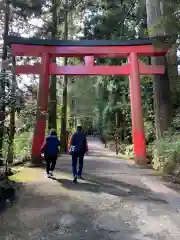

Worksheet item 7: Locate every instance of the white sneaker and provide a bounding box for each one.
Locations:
[49,171,53,176]
[47,174,51,178]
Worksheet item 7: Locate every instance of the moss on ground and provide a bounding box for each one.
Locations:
[9,167,45,182]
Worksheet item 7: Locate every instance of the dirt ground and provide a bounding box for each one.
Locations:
[1,138,180,240]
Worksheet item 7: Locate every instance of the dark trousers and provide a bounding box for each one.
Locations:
[72,152,84,177]
[45,154,57,174]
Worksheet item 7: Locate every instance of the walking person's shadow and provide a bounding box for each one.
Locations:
[54,177,100,193]
[53,174,168,204]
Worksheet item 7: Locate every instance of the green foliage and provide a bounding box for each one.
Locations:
[124,144,134,158]
[17,102,36,130]
[151,111,180,173]
[172,108,180,130]
[3,130,32,159]
[12,0,45,18]
[152,133,180,173]
[68,76,97,129]
[144,121,155,143]
[14,131,33,157]
[81,0,154,144]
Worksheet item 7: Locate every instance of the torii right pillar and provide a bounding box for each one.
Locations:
[128,52,147,164]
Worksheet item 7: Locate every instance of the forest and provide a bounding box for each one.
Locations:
[0,0,180,175]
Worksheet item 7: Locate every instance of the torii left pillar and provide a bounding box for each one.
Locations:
[31,52,50,164]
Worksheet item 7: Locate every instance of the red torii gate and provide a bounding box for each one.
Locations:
[7,36,167,164]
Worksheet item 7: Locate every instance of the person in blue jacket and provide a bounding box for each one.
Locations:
[41,130,61,178]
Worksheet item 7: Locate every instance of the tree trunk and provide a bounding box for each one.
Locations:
[48,0,57,131]
[151,56,171,138]
[7,56,16,164]
[146,0,172,139]
[0,0,10,156]
[60,0,68,152]
[60,72,68,152]
[167,43,179,109]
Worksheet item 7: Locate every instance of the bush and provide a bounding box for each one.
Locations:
[106,140,115,151]
[144,121,155,144]
[152,133,180,173]
[118,143,126,154]
[124,144,134,158]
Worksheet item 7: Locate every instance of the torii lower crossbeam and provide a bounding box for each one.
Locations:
[7,36,168,164]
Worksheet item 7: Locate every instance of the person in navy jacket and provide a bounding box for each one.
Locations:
[41,130,61,178]
[69,126,88,183]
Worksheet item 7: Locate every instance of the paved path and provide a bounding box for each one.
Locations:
[1,138,180,239]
